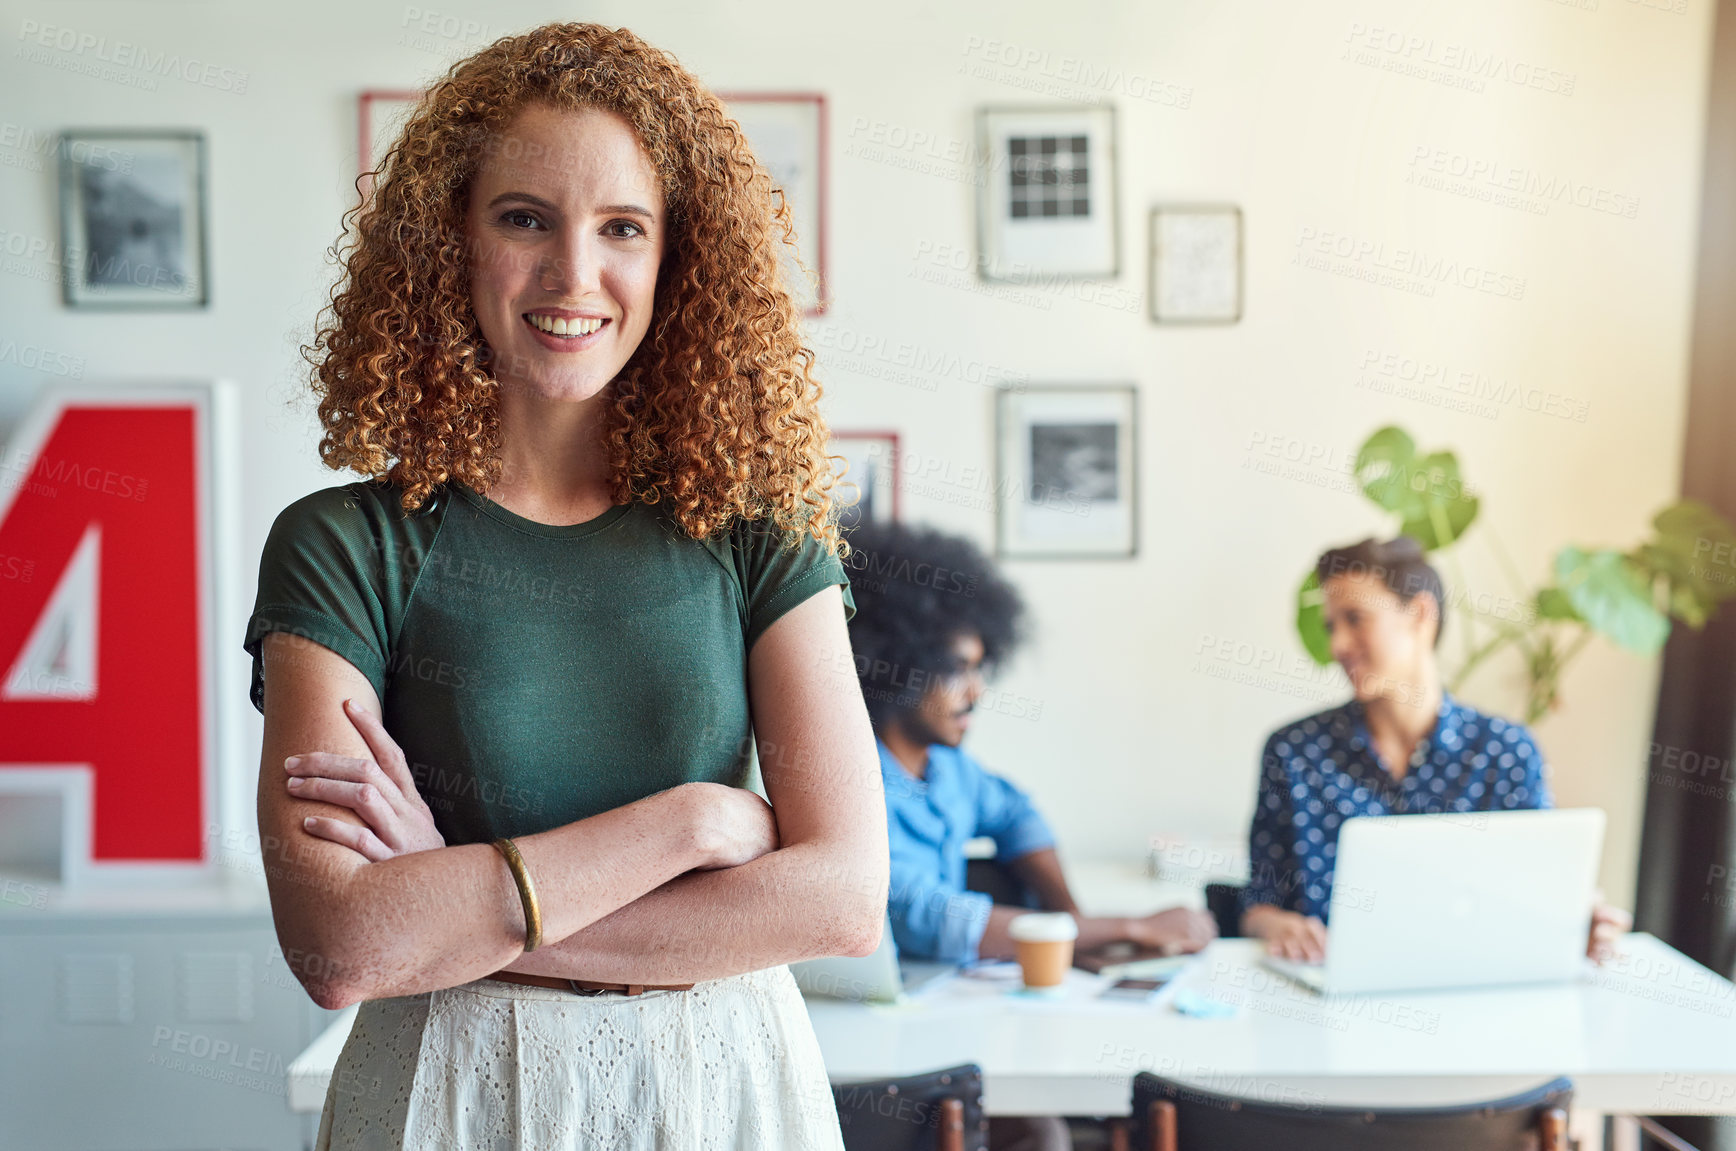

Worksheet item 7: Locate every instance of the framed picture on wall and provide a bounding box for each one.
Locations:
[829,430,899,528]
[59,130,208,309]
[1149,204,1242,323]
[718,92,829,315]
[975,105,1118,283]
[358,89,425,198]
[995,385,1137,558]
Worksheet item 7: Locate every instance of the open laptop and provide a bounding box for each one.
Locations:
[1262,808,1605,995]
[789,913,956,1003]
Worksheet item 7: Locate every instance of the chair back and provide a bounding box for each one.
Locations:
[965,857,1038,908]
[1203,882,1245,938]
[1131,1072,1573,1151]
[833,1064,986,1151]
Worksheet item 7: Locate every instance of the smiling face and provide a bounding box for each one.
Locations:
[1322,571,1439,703]
[464,101,665,402]
[894,631,988,749]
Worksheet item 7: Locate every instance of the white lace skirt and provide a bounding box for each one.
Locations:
[314,963,846,1150]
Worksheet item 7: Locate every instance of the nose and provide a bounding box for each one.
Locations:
[538,226,602,297]
[1328,626,1356,665]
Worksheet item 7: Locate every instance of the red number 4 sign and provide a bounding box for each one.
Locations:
[0,384,227,870]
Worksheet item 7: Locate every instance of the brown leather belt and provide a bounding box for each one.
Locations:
[486,970,695,997]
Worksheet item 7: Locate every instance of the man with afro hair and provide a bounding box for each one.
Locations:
[842,521,1215,1151]
[841,520,1216,966]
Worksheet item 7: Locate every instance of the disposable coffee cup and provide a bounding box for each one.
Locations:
[1008,912,1078,989]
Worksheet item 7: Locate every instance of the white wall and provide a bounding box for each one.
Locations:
[0,0,1714,908]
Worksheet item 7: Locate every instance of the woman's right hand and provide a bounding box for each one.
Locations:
[683,782,780,870]
[1246,906,1328,963]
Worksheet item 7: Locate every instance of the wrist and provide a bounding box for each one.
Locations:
[666,782,721,870]
[1075,915,1131,951]
[1241,904,1278,938]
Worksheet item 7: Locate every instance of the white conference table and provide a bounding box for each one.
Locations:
[808,934,1736,1118]
[286,861,1736,1145]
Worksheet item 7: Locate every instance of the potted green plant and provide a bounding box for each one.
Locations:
[1295,426,1736,723]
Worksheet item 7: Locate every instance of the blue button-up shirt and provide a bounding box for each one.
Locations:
[881,739,1057,964]
[1243,692,1552,923]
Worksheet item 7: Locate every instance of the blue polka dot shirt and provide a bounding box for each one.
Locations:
[1243,691,1552,923]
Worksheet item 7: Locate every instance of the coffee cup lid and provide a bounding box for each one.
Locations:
[1007,912,1079,942]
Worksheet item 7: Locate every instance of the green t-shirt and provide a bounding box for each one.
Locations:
[244,478,855,846]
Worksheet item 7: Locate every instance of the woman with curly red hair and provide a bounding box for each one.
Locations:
[243,23,886,1149]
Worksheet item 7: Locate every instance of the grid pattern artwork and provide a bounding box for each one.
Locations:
[1008,134,1091,219]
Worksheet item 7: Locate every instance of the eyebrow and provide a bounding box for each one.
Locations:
[485,191,656,221]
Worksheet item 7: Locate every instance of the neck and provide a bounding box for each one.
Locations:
[490,385,614,512]
[878,720,933,780]
[1361,667,1444,748]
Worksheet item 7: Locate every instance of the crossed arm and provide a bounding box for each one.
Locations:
[256,585,888,1007]
[502,588,890,985]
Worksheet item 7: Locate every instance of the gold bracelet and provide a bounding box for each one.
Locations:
[490,837,542,953]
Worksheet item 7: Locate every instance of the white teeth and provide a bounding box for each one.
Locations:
[527,314,604,337]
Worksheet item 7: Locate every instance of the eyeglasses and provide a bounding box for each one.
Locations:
[937,663,987,691]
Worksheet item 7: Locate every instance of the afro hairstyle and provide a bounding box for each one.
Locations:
[841,520,1026,731]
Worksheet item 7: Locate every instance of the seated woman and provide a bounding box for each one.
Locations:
[1240,535,1628,962]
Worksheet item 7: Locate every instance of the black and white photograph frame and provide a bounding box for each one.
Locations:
[976,104,1118,283]
[719,92,829,316]
[1149,204,1243,323]
[829,430,900,529]
[59,130,208,309]
[995,385,1137,559]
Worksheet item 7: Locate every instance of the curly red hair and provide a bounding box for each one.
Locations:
[303,22,843,552]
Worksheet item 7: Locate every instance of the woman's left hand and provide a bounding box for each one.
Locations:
[1587,895,1630,964]
[285,698,445,861]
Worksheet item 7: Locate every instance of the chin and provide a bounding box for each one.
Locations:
[498,366,616,404]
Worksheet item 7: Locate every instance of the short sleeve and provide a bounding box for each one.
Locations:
[242,487,393,715]
[733,517,856,650]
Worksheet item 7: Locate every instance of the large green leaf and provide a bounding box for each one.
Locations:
[1554,547,1670,654]
[1352,431,1479,550]
[1395,451,1480,549]
[1296,569,1332,665]
[1354,427,1421,516]
[1640,500,1736,612]
[1653,500,1736,560]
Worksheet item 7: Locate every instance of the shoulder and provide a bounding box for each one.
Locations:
[940,744,1027,802]
[1261,700,1359,762]
[268,479,417,538]
[256,479,448,619]
[727,509,841,565]
[933,742,988,781]
[1444,694,1544,764]
[266,479,441,553]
